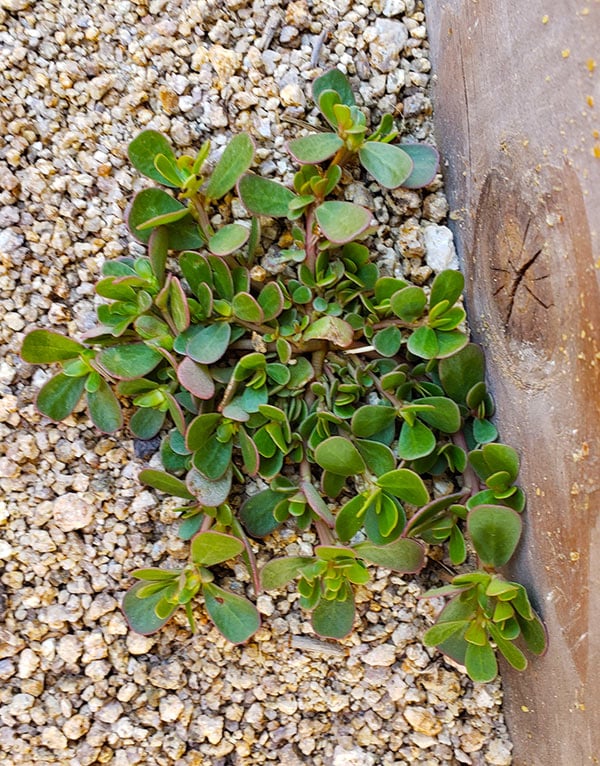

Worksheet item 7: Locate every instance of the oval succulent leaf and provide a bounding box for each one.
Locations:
[314,201,372,244]
[128,130,179,186]
[238,174,298,217]
[208,223,249,256]
[128,188,188,243]
[396,143,439,188]
[177,357,215,400]
[139,469,195,499]
[205,133,254,200]
[261,556,314,590]
[314,436,366,477]
[467,504,523,567]
[122,581,178,635]
[311,589,355,639]
[186,466,232,507]
[358,142,413,188]
[375,469,429,505]
[351,405,396,438]
[36,373,86,421]
[354,537,425,573]
[203,582,260,644]
[97,343,163,379]
[313,68,356,108]
[190,531,244,567]
[22,330,85,363]
[87,377,123,433]
[288,133,343,164]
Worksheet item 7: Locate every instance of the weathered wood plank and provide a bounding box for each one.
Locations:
[424,1,600,763]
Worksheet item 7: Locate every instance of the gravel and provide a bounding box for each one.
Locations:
[0,0,514,763]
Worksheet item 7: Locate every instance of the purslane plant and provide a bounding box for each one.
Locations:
[21,70,546,683]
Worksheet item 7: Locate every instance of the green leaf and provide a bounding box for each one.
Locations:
[128,188,187,238]
[351,405,396,438]
[467,505,523,567]
[358,142,413,188]
[373,326,402,356]
[314,201,372,244]
[238,426,259,476]
[136,205,190,231]
[407,325,439,359]
[448,525,467,565]
[258,282,284,321]
[190,531,244,567]
[335,494,370,542]
[390,286,427,322]
[193,434,233,480]
[132,568,182,582]
[203,582,260,643]
[186,412,221,451]
[177,357,215,400]
[375,469,429,505]
[139,469,195,499]
[430,269,464,309]
[435,329,469,358]
[488,624,528,671]
[208,223,249,256]
[261,556,314,590]
[232,292,264,323]
[122,581,177,635]
[205,133,254,200]
[314,436,366,476]
[36,372,85,421]
[317,90,342,128]
[516,612,547,656]
[238,174,297,217]
[97,343,162,379]
[130,406,165,439]
[397,420,436,460]
[423,620,470,646]
[438,343,485,403]
[87,377,123,433]
[397,143,439,188]
[128,130,178,186]
[415,396,461,433]
[303,315,355,348]
[313,68,355,108]
[186,466,232,507]
[465,641,498,683]
[186,323,232,365]
[239,489,283,537]
[22,330,85,363]
[311,588,355,639]
[354,537,425,573]
[355,440,396,477]
[154,152,185,187]
[148,226,169,286]
[288,133,343,164]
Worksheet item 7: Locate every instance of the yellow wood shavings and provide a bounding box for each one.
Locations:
[562,49,571,58]
[587,58,597,72]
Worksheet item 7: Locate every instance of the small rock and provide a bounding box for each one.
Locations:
[190,713,224,745]
[18,648,40,679]
[485,739,513,765]
[363,644,396,667]
[333,745,375,766]
[159,695,184,723]
[366,19,409,73]
[63,714,91,740]
[424,224,459,271]
[404,706,443,736]
[41,725,68,750]
[53,493,94,531]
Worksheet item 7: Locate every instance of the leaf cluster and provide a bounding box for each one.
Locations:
[21,69,545,678]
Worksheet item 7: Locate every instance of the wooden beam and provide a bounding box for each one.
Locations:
[424,1,600,763]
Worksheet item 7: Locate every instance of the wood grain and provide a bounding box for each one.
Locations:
[424,1,600,762]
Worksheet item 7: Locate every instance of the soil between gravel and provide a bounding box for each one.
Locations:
[0,1,514,764]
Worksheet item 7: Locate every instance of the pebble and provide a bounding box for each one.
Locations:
[363,643,397,666]
[52,493,94,531]
[424,223,460,271]
[2,0,513,764]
